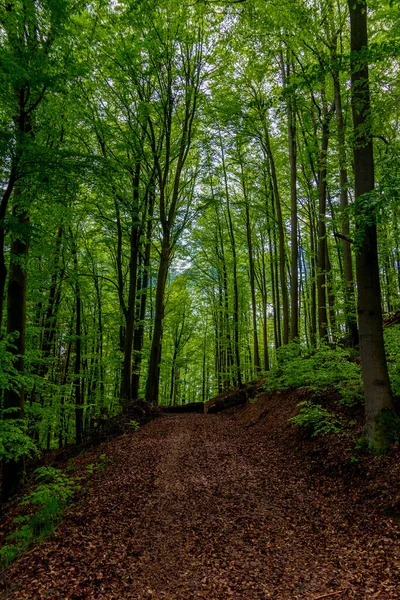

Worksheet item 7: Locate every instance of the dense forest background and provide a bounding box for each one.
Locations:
[1,0,400,498]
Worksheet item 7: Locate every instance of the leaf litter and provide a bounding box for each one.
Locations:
[0,392,399,599]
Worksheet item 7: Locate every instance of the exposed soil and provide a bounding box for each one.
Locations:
[1,393,400,599]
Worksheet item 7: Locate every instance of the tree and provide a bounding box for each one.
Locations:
[348,0,399,450]
[145,9,204,406]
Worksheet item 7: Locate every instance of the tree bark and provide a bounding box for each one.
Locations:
[261,118,289,345]
[145,240,170,404]
[72,236,83,445]
[0,168,17,330]
[284,54,299,342]
[333,62,358,344]
[240,160,260,372]
[317,87,333,341]
[348,0,397,450]
[1,204,29,501]
[132,187,155,400]
[221,141,242,387]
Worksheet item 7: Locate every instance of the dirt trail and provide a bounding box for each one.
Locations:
[1,411,399,599]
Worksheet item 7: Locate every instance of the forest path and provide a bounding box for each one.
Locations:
[1,412,399,599]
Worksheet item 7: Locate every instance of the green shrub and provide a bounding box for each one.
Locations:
[0,415,39,464]
[0,467,78,567]
[265,343,362,405]
[289,401,343,438]
[384,325,400,397]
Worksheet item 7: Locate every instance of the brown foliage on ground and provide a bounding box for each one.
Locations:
[0,390,399,599]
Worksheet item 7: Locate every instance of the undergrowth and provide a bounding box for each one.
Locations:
[262,343,362,439]
[384,325,400,398]
[0,412,38,464]
[289,401,343,438]
[0,467,78,567]
[264,343,363,406]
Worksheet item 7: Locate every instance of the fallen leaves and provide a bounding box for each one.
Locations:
[0,401,399,599]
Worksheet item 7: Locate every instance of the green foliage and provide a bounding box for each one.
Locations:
[0,417,38,463]
[129,420,140,431]
[289,401,343,438]
[86,453,111,478]
[264,343,363,405]
[0,467,78,567]
[0,334,21,390]
[96,453,110,475]
[373,408,400,452]
[384,325,400,397]
[21,466,77,510]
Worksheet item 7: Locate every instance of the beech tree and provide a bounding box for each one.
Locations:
[348,0,398,450]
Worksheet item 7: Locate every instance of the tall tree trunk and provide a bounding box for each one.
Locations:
[348,0,397,450]
[169,347,178,405]
[317,87,332,341]
[266,193,281,351]
[240,161,260,372]
[261,119,289,344]
[264,165,282,351]
[202,330,207,402]
[309,200,318,346]
[145,239,170,405]
[121,165,141,411]
[221,145,242,388]
[93,272,105,409]
[72,237,83,445]
[132,188,155,400]
[256,233,270,372]
[325,240,337,337]
[285,57,299,341]
[121,220,140,411]
[40,227,64,374]
[333,53,358,345]
[59,335,72,449]
[0,169,17,331]
[1,204,29,502]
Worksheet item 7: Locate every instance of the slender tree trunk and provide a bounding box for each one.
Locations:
[266,196,281,351]
[202,331,207,402]
[325,240,337,337]
[59,336,72,448]
[40,227,64,374]
[287,63,298,341]
[308,200,318,346]
[121,165,141,411]
[0,168,17,331]
[333,55,358,345]
[93,273,105,408]
[258,238,270,371]
[169,347,178,405]
[261,119,289,344]
[121,221,140,411]
[317,89,332,341]
[145,239,170,405]
[72,238,83,445]
[132,189,155,400]
[221,141,242,387]
[217,278,225,390]
[348,0,397,450]
[240,162,260,372]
